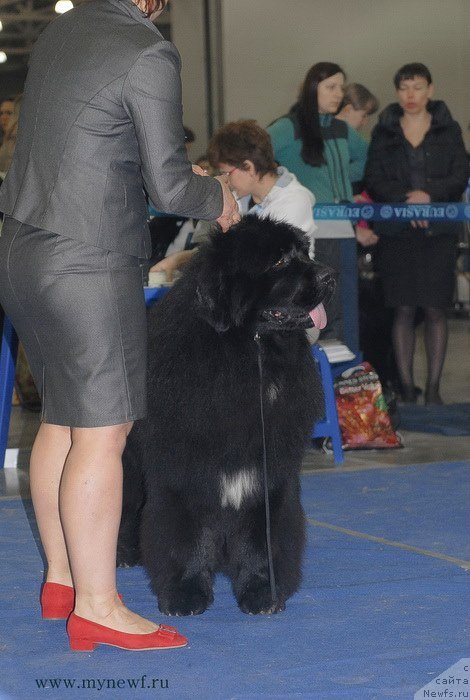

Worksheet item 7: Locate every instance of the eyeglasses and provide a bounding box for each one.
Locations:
[219,166,238,177]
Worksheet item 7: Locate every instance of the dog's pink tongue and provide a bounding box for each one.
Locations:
[309,303,327,330]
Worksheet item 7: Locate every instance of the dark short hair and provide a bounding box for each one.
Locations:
[207,120,277,177]
[394,63,432,89]
[340,83,379,115]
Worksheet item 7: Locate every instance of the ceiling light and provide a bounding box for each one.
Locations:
[0,51,7,64]
[0,20,3,31]
[55,0,73,13]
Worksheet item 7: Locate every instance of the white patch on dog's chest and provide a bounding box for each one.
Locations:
[220,470,259,509]
[267,381,280,402]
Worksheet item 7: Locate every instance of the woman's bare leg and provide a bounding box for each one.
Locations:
[59,423,158,633]
[29,422,73,586]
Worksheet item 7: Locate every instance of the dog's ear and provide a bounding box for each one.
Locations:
[195,271,232,332]
[195,268,255,333]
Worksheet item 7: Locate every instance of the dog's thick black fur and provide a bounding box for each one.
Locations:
[118,215,335,616]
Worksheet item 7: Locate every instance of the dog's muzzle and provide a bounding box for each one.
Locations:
[262,264,336,330]
[308,265,336,329]
[311,264,336,308]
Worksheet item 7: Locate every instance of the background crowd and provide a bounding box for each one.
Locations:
[1,62,469,409]
[144,61,469,405]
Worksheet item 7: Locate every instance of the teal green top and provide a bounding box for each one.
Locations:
[267,112,368,203]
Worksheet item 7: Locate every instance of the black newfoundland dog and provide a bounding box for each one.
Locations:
[118,215,335,616]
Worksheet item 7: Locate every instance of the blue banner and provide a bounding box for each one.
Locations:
[313,202,470,222]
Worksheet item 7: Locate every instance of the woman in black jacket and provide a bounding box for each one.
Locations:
[365,63,468,404]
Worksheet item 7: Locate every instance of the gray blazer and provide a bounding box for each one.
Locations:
[0,0,223,257]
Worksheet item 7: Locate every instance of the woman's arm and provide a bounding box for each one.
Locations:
[424,124,469,202]
[122,41,224,221]
[347,125,368,184]
[149,249,195,282]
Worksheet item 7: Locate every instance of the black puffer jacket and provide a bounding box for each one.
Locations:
[365,100,469,236]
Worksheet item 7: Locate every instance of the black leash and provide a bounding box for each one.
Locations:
[254,331,277,606]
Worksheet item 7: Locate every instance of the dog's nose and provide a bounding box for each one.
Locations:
[312,264,336,305]
[315,264,336,289]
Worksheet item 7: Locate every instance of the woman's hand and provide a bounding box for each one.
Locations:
[214,176,241,232]
[355,226,378,247]
[406,190,431,204]
[149,250,195,283]
[406,189,431,228]
[190,167,239,232]
[192,163,208,176]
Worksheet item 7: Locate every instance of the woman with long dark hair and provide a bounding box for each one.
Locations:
[267,62,368,351]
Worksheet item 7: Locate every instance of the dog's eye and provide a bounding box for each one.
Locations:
[272,255,288,270]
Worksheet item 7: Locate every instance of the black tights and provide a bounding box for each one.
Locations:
[392,305,447,401]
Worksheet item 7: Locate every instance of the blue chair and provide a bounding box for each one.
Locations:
[311,344,344,464]
[311,345,364,465]
[0,316,19,469]
[144,286,170,306]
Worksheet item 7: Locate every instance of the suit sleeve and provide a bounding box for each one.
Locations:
[122,41,223,220]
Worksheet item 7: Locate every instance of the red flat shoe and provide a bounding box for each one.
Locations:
[41,582,74,619]
[41,583,124,620]
[67,613,188,651]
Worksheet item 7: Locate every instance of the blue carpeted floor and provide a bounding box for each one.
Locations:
[0,461,469,699]
[398,402,470,436]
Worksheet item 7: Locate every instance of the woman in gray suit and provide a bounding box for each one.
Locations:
[0,0,239,651]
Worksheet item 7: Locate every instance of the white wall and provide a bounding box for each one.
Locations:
[219,0,470,143]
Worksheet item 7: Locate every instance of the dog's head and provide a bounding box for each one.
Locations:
[193,215,336,334]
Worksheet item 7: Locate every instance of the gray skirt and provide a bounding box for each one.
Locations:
[0,217,147,427]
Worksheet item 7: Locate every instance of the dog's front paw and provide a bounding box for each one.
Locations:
[159,591,213,616]
[158,581,214,616]
[238,581,286,615]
